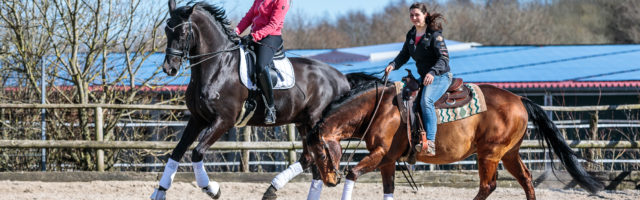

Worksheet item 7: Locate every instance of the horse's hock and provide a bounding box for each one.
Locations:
[0,170,637,190]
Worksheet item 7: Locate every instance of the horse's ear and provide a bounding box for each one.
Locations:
[168,0,176,12]
[187,3,198,16]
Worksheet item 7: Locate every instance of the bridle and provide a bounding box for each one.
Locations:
[165,18,240,70]
[319,136,344,183]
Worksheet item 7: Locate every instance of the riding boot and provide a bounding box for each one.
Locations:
[257,68,276,124]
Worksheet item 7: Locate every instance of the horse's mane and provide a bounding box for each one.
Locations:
[175,2,238,41]
[308,73,392,145]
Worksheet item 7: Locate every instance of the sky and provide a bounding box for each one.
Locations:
[217,0,400,20]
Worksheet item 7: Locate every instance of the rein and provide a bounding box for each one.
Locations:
[326,73,390,179]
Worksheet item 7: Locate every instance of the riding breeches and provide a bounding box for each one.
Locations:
[252,35,283,75]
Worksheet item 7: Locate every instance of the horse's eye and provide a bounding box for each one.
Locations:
[320,154,327,160]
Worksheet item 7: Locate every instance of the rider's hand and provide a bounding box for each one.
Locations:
[385,65,394,74]
[423,73,434,86]
[241,35,253,44]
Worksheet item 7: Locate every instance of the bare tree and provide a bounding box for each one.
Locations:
[0,0,178,170]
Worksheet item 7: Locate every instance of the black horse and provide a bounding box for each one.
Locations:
[152,1,351,199]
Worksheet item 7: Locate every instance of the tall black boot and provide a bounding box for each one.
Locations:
[257,68,276,124]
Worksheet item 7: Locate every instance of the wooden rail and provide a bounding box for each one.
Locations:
[1,103,639,171]
[2,103,640,111]
[1,140,638,149]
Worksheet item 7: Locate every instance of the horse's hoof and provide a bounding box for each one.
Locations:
[262,185,277,200]
[150,188,166,200]
[202,181,221,199]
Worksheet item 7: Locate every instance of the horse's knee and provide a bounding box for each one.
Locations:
[489,181,497,193]
[479,181,497,194]
[191,149,203,162]
[346,170,360,181]
[299,153,314,169]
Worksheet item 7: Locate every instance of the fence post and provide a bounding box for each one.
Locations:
[287,124,297,165]
[588,111,599,170]
[241,127,251,172]
[95,106,104,172]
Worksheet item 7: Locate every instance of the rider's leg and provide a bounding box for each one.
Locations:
[420,72,452,154]
[253,35,283,124]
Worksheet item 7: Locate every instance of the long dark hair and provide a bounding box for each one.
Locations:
[410,2,445,31]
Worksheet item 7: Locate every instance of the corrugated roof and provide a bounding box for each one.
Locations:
[43,43,636,90]
[308,50,370,63]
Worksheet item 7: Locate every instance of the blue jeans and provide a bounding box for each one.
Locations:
[420,72,452,141]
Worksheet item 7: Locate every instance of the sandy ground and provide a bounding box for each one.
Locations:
[0,180,638,200]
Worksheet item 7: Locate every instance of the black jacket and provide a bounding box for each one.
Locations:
[389,27,450,77]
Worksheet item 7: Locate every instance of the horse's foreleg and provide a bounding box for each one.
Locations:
[474,157,500,200]
[380,164,396,200]
[190,119,235,200]
[192,146,221,199]
[151,119,206,200]
[342,146,387,200]
[263,126,323,200]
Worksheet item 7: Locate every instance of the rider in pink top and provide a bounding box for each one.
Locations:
[235,0,290,124]
[235,0,289,41]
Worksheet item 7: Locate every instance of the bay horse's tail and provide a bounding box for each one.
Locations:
[521,98,604,194]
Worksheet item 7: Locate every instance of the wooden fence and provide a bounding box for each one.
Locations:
[1,103,639,172]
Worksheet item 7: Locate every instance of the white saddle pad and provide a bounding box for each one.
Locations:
[239,47,295,90]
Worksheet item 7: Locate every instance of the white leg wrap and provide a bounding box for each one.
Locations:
[306,179,323,200]
[271,162,303,190]
[159,158,179,189]
[383,193,394,200]
[341,179,355,200]
[193,161,210,188]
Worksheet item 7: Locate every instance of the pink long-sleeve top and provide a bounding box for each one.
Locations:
[235,0,290,42]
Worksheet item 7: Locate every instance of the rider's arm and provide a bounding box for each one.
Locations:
[428,32,450,76]
[235,0,259,35]
[389,35,411,70]
[251,0,289,42]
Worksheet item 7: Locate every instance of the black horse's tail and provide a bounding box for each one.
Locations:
[521,98,604,194]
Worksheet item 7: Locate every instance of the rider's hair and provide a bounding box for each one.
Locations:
[409,2,446,31]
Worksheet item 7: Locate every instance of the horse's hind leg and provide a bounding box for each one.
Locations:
[151,119,206,200]
[502,147,535,200]
[474,157,500,200]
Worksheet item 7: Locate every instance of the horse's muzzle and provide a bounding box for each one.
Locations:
[162,60,179,76]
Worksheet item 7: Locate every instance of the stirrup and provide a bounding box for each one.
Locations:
[265,106,276,125]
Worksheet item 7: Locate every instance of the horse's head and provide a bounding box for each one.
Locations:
[162,0,197,76]
[307,125,343,187]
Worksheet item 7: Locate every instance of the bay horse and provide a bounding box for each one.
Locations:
[153,1,351,199]
[306,74,603,200]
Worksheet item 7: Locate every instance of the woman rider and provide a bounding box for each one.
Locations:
[235,0,290,124]
[385,2,452,156]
